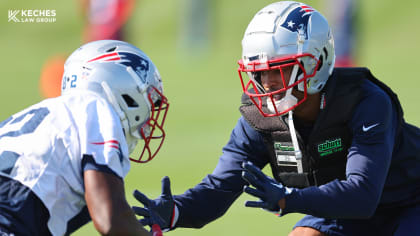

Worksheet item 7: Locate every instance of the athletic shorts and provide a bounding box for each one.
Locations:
[294,204,420,236]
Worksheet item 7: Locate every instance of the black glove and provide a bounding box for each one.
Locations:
[241,162,294,213]
[132,176,178,231]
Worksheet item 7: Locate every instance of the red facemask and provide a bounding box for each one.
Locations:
[130,86,169,163]
[238,53,319,117]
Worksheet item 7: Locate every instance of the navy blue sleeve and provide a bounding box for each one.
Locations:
[174,117,269,228]
[284,80,398,219]
[82,154,122,180]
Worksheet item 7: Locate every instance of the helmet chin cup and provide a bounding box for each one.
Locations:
[267,94,297,116]
[139,122,151,138]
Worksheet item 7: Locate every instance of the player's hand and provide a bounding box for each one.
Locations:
[132,176,178,231]
[241,162,294,213]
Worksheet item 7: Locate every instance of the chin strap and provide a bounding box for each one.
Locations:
[287,111,303,173]
[102,81,138,153]
[284,28,305,173]
[101,81,129,132]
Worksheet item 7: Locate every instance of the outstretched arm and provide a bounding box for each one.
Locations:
[172,117,269,228]
[84,169,152,236]
[132,117,270,229]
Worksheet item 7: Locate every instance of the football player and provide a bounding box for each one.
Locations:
[133,1,420,235]
[0,40,168,235]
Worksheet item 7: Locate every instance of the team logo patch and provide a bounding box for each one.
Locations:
[280,5,314,39]
[317,138,343,157]
[87,52,149,83]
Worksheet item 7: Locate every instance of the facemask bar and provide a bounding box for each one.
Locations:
[238,53,319,117]
[130,86,169,163]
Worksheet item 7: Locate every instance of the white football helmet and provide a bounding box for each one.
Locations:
[61,40,169,163]
[238,1,335,117]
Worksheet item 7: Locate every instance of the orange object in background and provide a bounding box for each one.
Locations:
[39,55,66,98]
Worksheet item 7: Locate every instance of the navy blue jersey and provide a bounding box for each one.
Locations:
[173,78,420,227]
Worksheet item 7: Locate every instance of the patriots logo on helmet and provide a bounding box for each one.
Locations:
[87,51,149,83]
[280,5,314,39]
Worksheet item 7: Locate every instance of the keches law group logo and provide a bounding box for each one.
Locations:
[8,9,56,23]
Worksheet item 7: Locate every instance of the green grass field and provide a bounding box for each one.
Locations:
[1,0,419,235]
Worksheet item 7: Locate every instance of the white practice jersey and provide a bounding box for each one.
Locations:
[0,91,131,235]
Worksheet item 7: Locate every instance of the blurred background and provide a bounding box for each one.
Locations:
[1,0,419,235]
